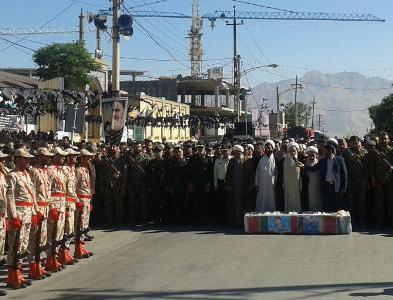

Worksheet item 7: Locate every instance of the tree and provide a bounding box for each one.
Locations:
[284,101,311,128]
[33,42,101,90]
[369,93,393,135]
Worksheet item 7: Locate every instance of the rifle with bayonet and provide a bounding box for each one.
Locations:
[344,148,367,171]
[370,147,393,172]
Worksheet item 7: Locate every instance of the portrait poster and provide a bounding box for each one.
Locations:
[101,97,128,145]
[268,215,290,233]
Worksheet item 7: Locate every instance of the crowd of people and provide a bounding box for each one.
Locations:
[0,129,392,294]
[88,131,392,231]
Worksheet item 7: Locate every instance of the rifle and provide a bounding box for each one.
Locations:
[34,215,44,265]
[58,209,75,249]
[50,216,58,259]
[345,148,366,171]
[371,147,393,172]
[102,155,123,178]
[125,154,146,177]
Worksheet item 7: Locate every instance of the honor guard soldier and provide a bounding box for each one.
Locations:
[126,142,149,225]
[0,151,8,295]
[102,143,126,227]
[75,149,95,259]
[28,147,54,280]
[186,142,212,224]
[146,144,165,224]
[46,147,68,272]
[342,136,368,228]
[367,132,393,228]
[6,148,35,289]
[61,148,80,265]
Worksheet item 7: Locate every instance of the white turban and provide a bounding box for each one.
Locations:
[328,137,338,146]
[264,139,275,148]
[289,138,295,143]
[232,145,244,153]
[288,142,299,151]
[246,144,254,151]
[306,146,318,154]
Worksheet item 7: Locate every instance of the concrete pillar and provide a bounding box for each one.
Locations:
[181,87,186,103]
[215,84,219,108]
[225,90,229,107]
[191,91,196,107]
[201,94,205,107]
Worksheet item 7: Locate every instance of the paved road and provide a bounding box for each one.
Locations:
[4,227,393,300]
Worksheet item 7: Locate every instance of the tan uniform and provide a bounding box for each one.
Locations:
[0,168,8,259]
[47,165,66,245]
[28,166,51,263]
[75,166,92,230]
[63,165,77,237]
[6,170,35,264]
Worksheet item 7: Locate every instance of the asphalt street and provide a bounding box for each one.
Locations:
[3,227,393,300]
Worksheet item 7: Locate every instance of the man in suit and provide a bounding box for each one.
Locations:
[303,140,348,212]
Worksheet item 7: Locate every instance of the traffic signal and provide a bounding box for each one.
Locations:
[239,88,247,101]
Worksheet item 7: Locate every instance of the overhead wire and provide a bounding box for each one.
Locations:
[232,0,295,13]
[0,1,77,54]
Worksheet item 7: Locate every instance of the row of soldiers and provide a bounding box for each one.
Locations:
[0,145,95,294]
[98,131,393,229]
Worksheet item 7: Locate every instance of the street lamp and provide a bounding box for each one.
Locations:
[237,63,279,124]
[276,85,303,136]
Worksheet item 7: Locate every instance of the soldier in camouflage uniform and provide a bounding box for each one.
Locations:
[60,148,80,265]
[46,147,68,272]
[75,149,95,259]
[102,144,126,227]
[28,147,53,280]
[342,136,368,228]
[6,148,35,289]
[126,142,150,225]
[366,132,393,228]
[146,144,165,223]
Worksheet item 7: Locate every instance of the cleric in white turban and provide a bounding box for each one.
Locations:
[306,146,318,154]
[232,145,244,153]
[288,142,299,151]
[264,139,275,149]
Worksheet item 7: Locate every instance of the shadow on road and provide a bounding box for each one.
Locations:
[44,282,393,299]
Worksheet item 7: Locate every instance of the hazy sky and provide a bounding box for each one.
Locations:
[1,0,392,88]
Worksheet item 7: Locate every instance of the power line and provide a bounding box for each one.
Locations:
[314,107,369,112]
[232,0,295,13]
[244,25,270,64]
[130,0,169,9]
[122,4,189,68]
[0,1,76,55]
[0,36,36,52]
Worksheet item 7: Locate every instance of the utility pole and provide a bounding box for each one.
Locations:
[276,86,280,124]
[226,6,243,122]
[311,97,316,129]
[79,9,85,43]
[112,0,121,96]
[318,114,322,131]
[292,75,302,126]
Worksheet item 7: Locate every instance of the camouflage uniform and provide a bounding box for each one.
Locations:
[28,165,51,265]
[63,165,77,238]
[6,170,35,265]
[367,145,393,226]
[46,165,66,262]
[0,168,8,261]
[75,166,92,231]
[102,156,126,226]
[127,153,149,225]
[342,147,368,225]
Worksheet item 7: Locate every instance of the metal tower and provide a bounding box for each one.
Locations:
[188,0,203,78]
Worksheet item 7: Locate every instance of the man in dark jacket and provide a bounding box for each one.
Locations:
[304,140,348,212]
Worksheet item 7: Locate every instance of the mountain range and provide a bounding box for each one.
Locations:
[251,71,392,137]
